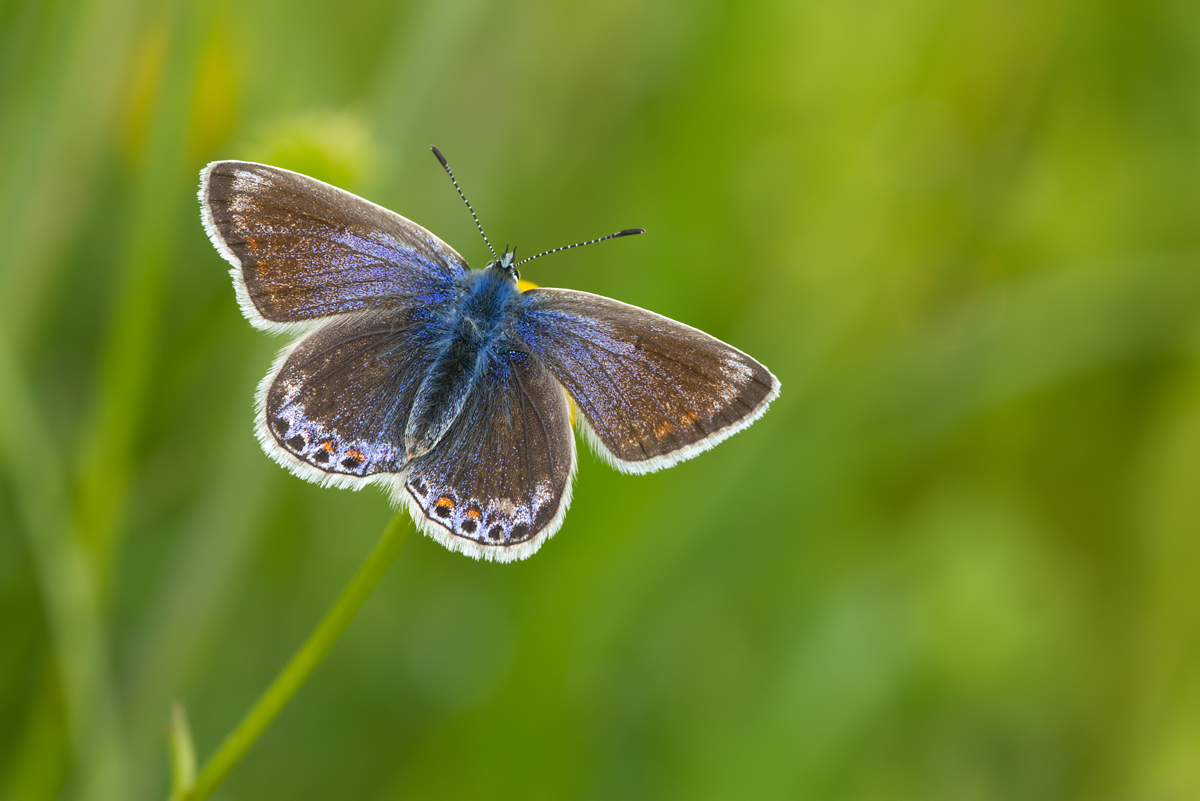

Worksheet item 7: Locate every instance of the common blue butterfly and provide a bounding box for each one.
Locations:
[198,148,780,561]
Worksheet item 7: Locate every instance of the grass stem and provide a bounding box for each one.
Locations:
[177,513,409,801]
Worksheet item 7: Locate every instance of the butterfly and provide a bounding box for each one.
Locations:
[198,147,780,562]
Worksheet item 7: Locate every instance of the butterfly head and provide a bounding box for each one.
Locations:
[486,249,520,283]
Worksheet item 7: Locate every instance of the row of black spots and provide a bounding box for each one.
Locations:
[423,498,487,540]
[274,415,308,456]
[477,518,530,543]
[308,441,360,471]
[277,420,368,474]
[409,488,507,544]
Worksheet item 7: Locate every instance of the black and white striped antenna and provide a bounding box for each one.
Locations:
[515,228,645,268]
[430,145,498,261]
[431,145,645,268]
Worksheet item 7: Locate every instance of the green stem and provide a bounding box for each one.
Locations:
[177,513,409,801]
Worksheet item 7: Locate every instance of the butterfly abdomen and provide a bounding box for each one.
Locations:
[403,269,522,459]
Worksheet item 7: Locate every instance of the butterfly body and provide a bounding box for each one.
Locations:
[200,157,779,561]
[406,264,523,460]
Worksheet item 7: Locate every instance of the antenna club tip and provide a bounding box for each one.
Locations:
[619,228,646,237]
[430,146,449,167]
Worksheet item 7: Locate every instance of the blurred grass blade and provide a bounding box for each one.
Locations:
[167,702,197,799]
[365,0,485,194]
[0,0,146,350]
[182,513,410,801]
[74,0,203,590]
[122,365,277,800]
[2,664,69,801]
[0,341,128,801]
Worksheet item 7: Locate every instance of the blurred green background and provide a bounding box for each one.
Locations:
[3,0,1200,798]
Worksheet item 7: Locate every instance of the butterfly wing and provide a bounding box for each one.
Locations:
[259,307,442,487]
[401,348,576,562]
[200,161,467,331]
[515,288,780,474]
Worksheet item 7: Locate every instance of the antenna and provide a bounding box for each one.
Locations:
[515,228,645,268]
[430,145,498,261]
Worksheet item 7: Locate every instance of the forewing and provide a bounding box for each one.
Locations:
[401,350,576,562]
[200,161,467,330]
[515,288,780,473]
[260,307,439,486]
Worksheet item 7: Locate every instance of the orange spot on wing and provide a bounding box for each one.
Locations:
[320,441,336,452]
[250,237,268,277]
[345,448,364,462]
[466,506,481,520]
[656,412,698,439]
[436,496,455,510]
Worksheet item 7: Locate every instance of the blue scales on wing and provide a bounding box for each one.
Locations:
[514,288,780,475]
[200,161,467,328]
